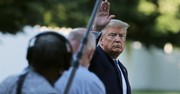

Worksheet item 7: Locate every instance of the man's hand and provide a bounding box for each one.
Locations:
[92,0,115,31]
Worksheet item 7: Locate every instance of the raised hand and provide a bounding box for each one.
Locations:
[92,0,115,31]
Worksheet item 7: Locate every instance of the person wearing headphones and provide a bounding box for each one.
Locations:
[0,31,72,94]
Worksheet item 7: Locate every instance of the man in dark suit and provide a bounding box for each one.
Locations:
[89,0,131,94]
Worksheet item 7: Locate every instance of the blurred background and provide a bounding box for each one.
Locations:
[0,0,180,94]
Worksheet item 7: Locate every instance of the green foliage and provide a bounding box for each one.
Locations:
[0,0,180,48]
[110,0,180,48]
[0,0,93,33]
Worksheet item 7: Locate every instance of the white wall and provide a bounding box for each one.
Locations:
[0,26,38,82]
[119,41,180,91]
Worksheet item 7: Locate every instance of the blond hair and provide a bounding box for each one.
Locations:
[101,19,129,36]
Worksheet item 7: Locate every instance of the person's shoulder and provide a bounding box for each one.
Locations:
[86,71,106,94]
[75,67,98,81]
[88,71,103,83]
[0,75,19,93]
[78,67,102,83]
[76,67,106,93]
[0,75,19,85]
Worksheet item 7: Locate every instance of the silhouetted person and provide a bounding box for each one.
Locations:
[55,28,106,94]
[0,31,72,94]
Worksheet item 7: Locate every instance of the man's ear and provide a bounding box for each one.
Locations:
[99,38,103,46]
[100,37,102,41]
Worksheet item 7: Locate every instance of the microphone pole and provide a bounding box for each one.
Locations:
[63,0,101,94]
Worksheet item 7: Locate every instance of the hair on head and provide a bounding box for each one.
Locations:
[26,31,72,71]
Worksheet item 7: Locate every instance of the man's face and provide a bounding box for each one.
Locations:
[99,26,126,58]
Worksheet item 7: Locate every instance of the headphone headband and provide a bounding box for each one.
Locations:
[26,31,72,70]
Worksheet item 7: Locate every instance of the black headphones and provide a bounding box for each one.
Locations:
[26,31,72,70]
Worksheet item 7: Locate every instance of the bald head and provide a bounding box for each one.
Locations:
[67,28,96,54]
[67,28,96,67]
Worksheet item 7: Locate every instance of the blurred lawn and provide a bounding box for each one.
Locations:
[133,91,180,94]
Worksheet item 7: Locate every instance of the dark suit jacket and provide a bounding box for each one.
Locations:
[89,46,131,94]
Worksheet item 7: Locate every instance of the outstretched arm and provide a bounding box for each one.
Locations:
[92,0,115,31]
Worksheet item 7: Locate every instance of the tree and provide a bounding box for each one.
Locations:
[0,0,180,49]
[110,0,180,48]
[0,0,92,33]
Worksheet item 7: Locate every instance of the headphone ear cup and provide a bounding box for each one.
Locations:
[64,52,72,70]
[26,46,33,63]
